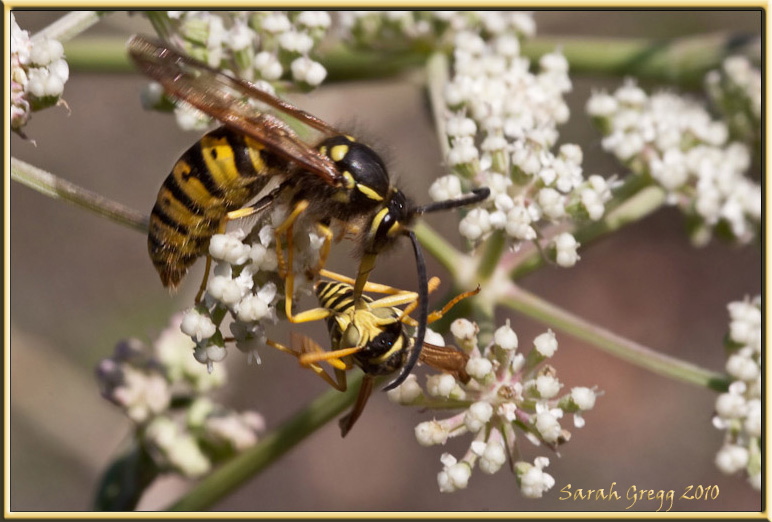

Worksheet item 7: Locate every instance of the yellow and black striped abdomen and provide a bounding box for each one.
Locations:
[148,126,289,288]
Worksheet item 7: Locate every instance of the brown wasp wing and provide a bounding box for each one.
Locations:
[127,34,341,185]
[419,342,470,384]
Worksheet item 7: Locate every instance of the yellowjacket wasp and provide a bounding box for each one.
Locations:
[128,35,489,389]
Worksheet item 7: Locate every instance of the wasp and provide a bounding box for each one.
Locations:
[268,271,477,436]
[128,35,489,389]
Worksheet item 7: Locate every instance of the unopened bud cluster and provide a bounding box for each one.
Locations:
[96,314,264,478]
[712,295,761,490]
[341,11,535,52]
[179,208,325,372]
[705,56,761,151]
[388,319,600,496]
[11,14,70,135]
[430,27,610,268]
[143,11,331,130]
[587,79,761,246]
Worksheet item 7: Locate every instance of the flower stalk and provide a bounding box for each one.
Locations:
[500,283,729,391]
[11,157,149,233]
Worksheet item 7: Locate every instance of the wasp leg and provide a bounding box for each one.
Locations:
[266,336,348,391]
[339,375,375,437]
[318,269,441,297]
[397,285,481,327]
[308,222,334,279]
[274,199,310,279]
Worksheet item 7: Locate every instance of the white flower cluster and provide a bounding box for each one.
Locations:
[388,319,600,496]
[712,295,761,490]
[96,314,264,478]
[340,11,536,52]
[145,11,331,130]
[429,30,609,267]
[179,207,326,371]
[587,79,761,246]
[705,56,761,148]
[11,14,70,136]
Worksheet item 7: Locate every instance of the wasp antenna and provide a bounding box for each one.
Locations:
[383,230,428,391]
[415,187,490,215]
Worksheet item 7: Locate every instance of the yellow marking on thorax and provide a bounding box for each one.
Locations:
[356,184,384,201]
[331,144,349,162]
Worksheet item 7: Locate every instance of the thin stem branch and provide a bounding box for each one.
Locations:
[412,220,464,278]
[167,372,366,511]
[426,51,451,160]
[500,283,729,392]
[11,157,149,234]
[508,177,666,280]
[32,11,106,43]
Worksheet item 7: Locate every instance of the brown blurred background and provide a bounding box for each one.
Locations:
[10,10,762,512]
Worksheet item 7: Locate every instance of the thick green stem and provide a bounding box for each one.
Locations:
[32,11,106,43]
[63,33,758,89]
[522,32,760,89]
[500,284,729,392]
[167,372,365,511]
[11,157,149,234]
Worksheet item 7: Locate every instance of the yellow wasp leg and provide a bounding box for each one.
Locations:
[399,285,482,327]
[319,269,441,298]
[299,345,363,366]
[194,204,271,304]
[309,222,334,277]
[274,199,310,279]
[352,253,378,306]
[265,337,348,391]
[339,376,375,437]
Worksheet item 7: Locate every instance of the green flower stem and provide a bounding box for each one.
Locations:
[167,372,365,511]
[63,33,757,88]
[521,32,760,89]
[412,220,464,279]
[32,11,106,43]
[11,157,149,234]
[500,283,729,392]
[508,177,666,280]
[426,51,451,159]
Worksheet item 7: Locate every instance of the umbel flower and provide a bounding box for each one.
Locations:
[586,75,761,246]
[388,320,601,496]
[713,295,761,490]
[96,314,265,478]
[431,26,611,268]
[11,14,70,136]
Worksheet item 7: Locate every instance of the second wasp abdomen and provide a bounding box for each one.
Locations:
[148,127,287,288]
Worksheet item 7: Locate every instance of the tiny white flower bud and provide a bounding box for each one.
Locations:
[426,373,458,398]
[464,401,493,432]
[429,175,463,202]
[387,374,423,404]
[715,443,749,474]
[571,387,597,410]
[554,232,580,267]
[535,375,562,399]
[534,409,562,442]
[415,420,449,446]
[533,330,558,357]
[181,309,217,342]
[465,357,493,381]
[493,321,519,351]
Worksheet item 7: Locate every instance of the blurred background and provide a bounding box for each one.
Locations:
[10,10,762,513]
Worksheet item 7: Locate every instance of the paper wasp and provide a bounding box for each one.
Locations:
[128,35,489,389]
[268,271,477,436]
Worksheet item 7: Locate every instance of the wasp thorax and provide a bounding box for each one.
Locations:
[319,136,391,211]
